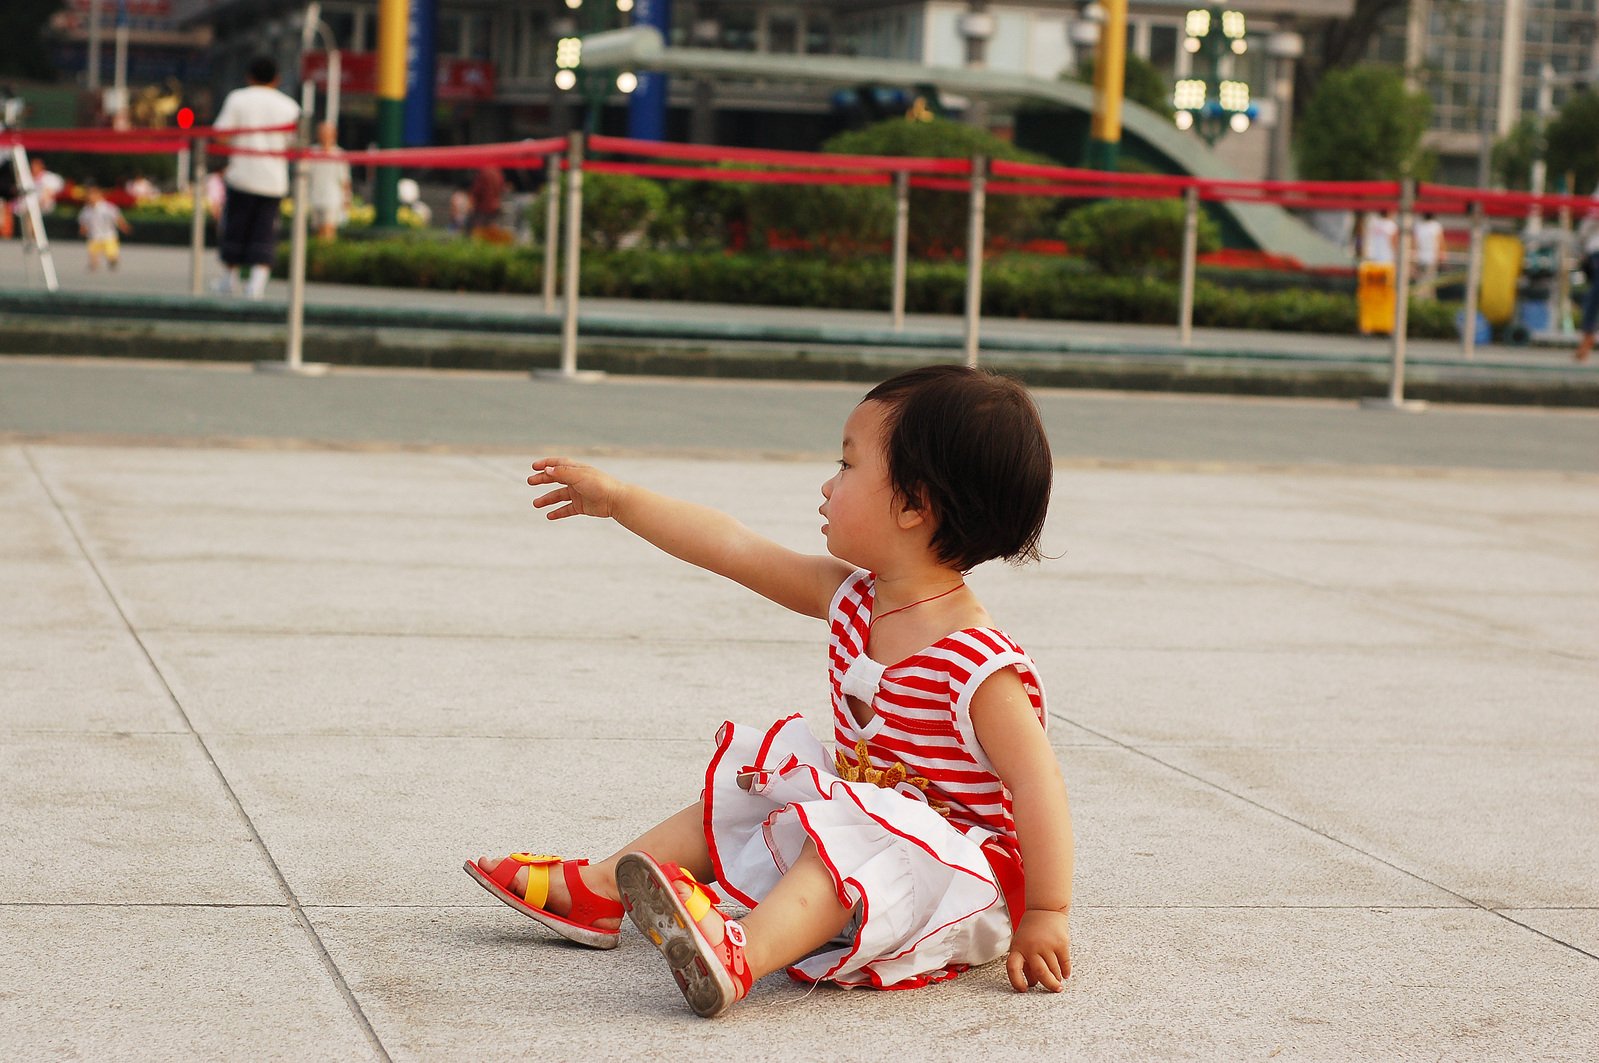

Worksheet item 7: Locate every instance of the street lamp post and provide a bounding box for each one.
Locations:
[1173,6,1254,148]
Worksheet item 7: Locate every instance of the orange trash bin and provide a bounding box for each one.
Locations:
[1357,261,1397,335]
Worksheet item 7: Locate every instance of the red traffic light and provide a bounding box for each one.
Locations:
[176,107,195,129]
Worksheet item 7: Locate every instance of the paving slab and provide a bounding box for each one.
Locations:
[1159,747,1599,909]
[0,734,282,906]
[1064,645,1599,752]
[0,907,377,1061]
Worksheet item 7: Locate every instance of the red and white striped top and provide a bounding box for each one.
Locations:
[828,570,1047,846]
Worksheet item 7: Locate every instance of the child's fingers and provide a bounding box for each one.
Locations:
[1006,950,1029,993]
[531,487,572,510]
[1030,953,1064,993]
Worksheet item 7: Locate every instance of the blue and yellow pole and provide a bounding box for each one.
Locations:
[1086,0,1128,171]
[374,0,409,227]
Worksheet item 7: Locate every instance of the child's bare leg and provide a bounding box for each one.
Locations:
[475,801,710,929]
[733,842,852,979]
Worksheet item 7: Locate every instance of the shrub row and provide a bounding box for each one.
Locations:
[290,240,1460,339]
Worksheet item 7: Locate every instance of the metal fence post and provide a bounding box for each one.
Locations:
[542,151,560,314]
[1461,200,1486,361]
[188,137,206,296]
[1363,177,1424,411]
[258,139,328,375]
[1178,184,1199,347]
[536,132,603,381]
[891,169,909,332]
[962,154,987,368]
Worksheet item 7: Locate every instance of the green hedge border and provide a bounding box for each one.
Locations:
[280,241,1461,339]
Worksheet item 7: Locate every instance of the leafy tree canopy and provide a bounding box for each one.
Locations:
[1294,64,1431,182]
[1492,115,1542,192]
[1545,89,1599,196]
[1070,53,1175,121]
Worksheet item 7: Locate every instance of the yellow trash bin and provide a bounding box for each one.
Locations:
[1357,261,1397,335]
[1479,233,1524,327]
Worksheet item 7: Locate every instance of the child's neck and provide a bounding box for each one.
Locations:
[872,565,966,613]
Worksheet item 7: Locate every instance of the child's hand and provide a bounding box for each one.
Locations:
[528,458,626,520]
[1006,909,1071,993]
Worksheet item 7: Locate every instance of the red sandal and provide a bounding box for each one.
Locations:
[615,851,753,1017]
[463,853,622,950]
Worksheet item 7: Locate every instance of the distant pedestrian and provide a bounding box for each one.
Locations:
[305,122,351,240]
[466,365,1073,1016]
[213,56,300,298]
[77,185,131,271]
[1412,212,1444,299]
[447,187,472,234]
[124,173,158,203]
[1575,194,1599,364]
[468,165,505,235]
[1363,210,1399,265]
[13,156,63,244]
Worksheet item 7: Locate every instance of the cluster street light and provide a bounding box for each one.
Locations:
[1173,6,1255,147]
[555,0,641,129]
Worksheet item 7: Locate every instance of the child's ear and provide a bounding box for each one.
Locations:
[896,494,927,530]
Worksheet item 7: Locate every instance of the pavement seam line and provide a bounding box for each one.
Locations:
[19,445,395,1063]
[1053,711,1599,964]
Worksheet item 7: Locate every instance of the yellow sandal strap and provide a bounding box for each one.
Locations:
[678,868,715,924]
[507,853,560,911]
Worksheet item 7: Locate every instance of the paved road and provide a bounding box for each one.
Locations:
[2,356,1596,474]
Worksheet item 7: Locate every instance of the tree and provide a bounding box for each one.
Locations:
[1294,64,1431,182]
[1492,115,1542,191]
[1071,53,1175,121]
[0,0,62,82]
[1293,0,1407,122]
[1545,89,1599,196]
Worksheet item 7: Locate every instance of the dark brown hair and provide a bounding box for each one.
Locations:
[863,365,1052,571]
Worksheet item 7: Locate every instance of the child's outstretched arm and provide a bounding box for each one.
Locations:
[971,669,1074,993]
[529,457,853,620]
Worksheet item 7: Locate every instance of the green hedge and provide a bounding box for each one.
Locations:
[287,240,1460,339]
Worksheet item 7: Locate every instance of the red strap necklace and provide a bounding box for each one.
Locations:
[869,582,966,631]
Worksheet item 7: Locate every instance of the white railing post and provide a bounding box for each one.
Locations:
[189,137,206,296]
[962,154,987,368]
[1363,177,1425,411]
[1462,200,1486,361]
[536,133,603,381]
[257,125,328,375]
[542,151,560,314]
[891,169,909,331]
[1178,184,1199,347]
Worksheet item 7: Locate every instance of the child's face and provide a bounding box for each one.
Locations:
[86,189,102,203]
[819,400,901,567]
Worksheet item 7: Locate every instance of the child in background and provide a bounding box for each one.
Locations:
[467,365,1074,1017]
[78,186,131,271]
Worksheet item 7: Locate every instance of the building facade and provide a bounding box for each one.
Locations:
[1373,0,1599,186]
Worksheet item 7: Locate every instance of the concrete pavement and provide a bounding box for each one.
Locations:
[1,366,1596,1060]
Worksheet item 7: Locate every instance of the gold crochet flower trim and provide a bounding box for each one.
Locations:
[834,738,950,817]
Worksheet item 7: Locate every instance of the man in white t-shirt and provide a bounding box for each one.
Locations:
[1363,211,1398,265]
[1412,213,1445,299]
[213,56,301,299]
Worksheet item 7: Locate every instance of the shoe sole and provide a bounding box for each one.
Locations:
[615,852,738,1018]
[462,859,620,950]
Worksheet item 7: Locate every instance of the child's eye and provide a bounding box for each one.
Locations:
[836,459,850,470]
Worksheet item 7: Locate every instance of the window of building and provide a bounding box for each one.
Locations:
[767,12,799,54]
[805,14,832,54]
[722,8,757,52]
[1147,23,1179,76]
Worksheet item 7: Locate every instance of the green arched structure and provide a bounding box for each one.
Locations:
[581,27,1349,267]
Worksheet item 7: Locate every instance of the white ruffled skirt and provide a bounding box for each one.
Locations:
[701,714,1014,989]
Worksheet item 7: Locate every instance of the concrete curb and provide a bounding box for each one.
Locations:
[3,288,1597,406]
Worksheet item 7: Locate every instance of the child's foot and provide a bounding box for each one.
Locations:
[616,851,752,1017]
[473,854,623,930]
